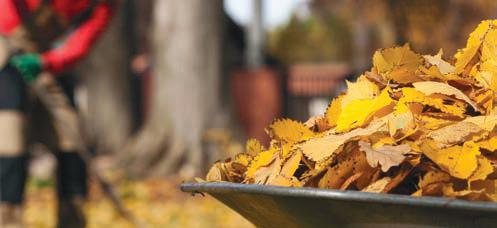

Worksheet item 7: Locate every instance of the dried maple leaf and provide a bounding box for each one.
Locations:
[358,141,410,172]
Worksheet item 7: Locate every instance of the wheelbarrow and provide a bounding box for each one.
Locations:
[181,182,497,227]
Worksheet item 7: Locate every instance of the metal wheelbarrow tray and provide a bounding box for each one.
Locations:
[181,182,497,227]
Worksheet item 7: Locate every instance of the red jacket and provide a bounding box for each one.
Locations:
[0,0,114,73]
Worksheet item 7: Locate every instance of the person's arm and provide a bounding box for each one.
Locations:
[41,3,114,73]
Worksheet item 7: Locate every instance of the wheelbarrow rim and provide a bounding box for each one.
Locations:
[181,182,497,213]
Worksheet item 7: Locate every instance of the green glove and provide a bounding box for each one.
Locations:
[10,54,43,83]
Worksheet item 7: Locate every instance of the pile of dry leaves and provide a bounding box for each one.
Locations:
[203,20,497,201]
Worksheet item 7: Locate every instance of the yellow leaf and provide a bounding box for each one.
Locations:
[475,136,497,152]
[480,24,497,64]
[246,138,264,156]
[325,96,342,127]
[267,119,314,144]
[233,153,251,167]
[372,136,396,148]
[421,141,480,179]
[419,65,445,80]
[442,184,497,201]
[246,148,278,179]
[466,20,494,47]
[469,156,494,182]
[388,68,423,84]
[385,111,415,137]
[455,20,493,74]
[206,162,226,182]
[415,170,452,196]
[399,88,466,118]
[412,81,479,111]
[267,175,301,187]
[373,44,422,76]
[455,46,480,75]
[423,49,455,74]
[419,170,451,189]
[252,155,282,184]
[472,89,493,113]
[418,115,454,130]
[304,115,329,131]
[341,76,380,108]
[336,87,394,133]
[299,118,387,162]
[280,151,302,178]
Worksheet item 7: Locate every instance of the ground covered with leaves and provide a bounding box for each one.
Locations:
[23,177,253,227]
[205,20,497,201]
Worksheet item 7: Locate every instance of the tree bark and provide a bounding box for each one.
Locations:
[121,0,224,178]
[76,3,133,153]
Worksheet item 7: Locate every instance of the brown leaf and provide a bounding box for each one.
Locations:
[358,141,410,172]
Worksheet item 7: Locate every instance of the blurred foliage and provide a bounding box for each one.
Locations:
[268,15,352,64]
[389,0,497,56]
[268,0,497,65]
[23,177,253,227]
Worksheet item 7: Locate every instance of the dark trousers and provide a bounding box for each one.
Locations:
[0,66,87,227]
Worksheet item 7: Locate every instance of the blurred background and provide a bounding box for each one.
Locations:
[24,0,497,226]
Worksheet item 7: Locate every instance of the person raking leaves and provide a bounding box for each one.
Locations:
[0,0,115,227]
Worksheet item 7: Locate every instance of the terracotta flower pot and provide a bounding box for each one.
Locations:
[232,67,282,146]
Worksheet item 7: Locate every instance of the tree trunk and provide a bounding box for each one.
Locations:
[121,0,224,178]
[76,3,133,153]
